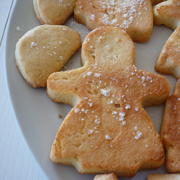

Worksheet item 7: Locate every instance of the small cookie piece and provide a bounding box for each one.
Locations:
[33,0,77,25]
[153,0,180,29]
[47,27,170,178]
[74,0,153,42]
[94,173,118,180]
[161,79,180,173]
[15,25,81,88]
[155,25,180,79]
[147,174,180,180]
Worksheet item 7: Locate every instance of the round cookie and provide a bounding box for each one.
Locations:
[15,25,81,88]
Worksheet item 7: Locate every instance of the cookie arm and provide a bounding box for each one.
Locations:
[47,70,83,106]
[140,72,171,107]
[125,67,171,107]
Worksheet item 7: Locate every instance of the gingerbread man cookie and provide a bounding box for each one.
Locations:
[74,0,153,43]
[47,27,170,178]
[161,79,180,173]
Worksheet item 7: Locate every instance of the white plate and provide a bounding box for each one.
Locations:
[5,0,177,179]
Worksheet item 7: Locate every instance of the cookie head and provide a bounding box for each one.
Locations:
[81,27,135,69]
[47,27,170,178]
[15,25,81,88]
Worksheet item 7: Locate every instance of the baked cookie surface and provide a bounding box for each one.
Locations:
[155,25,180,79]
[151,0,166,6]
[74,0,153,42]
[147,174,180,180]
[94,173,118,180]
[161,79,180,173]
[154,0,180,29]
[33,0,77,25]
[15,25,81,88]
[47,27,170,178]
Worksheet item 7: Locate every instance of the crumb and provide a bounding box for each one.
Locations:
[58,114,63,118]
[16,26,23,31]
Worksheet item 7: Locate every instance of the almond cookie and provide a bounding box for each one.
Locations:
[33,0,77,25]
[94,173,118,180]
[155,25,180,79]
[147,174,180,180]
[154,0,180,29]
[47,27,170,178]
[74,0,153,43]
[15,25,81,88]
[161,79,180,173]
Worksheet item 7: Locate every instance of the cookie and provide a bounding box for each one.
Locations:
[15,25,81,88]
[155,25,180,79]
[147,174,180,180]
[151,0,166,6]
[47,27,170,178]
[74,0,153,43]
[94,173,118,180]
[33,0,77,25]
[161,79,180,172]
[153,0,180,29]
